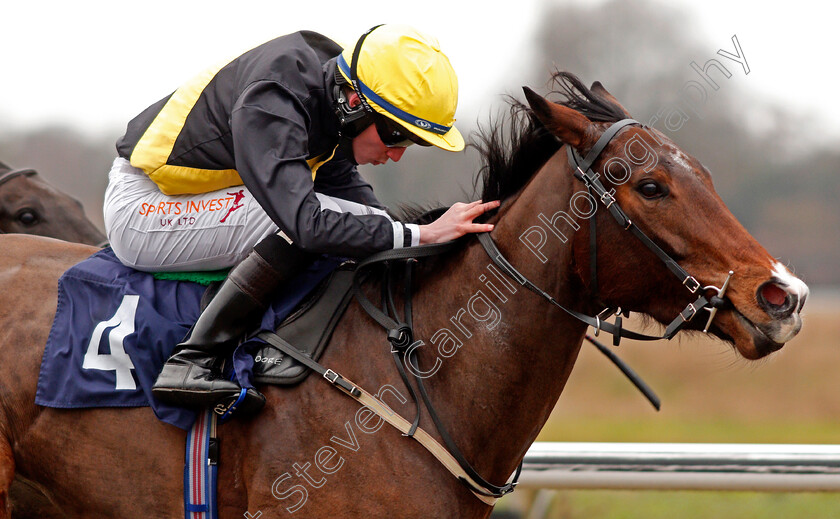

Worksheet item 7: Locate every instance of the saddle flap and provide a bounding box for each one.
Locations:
[252,266,355,385]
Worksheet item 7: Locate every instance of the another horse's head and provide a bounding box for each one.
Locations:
[0,163,106,246]
[493,73,806,360]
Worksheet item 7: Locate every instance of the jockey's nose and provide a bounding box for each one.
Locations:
[386,147,407,162]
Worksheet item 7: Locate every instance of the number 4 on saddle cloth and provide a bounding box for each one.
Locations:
[35,247,351,430]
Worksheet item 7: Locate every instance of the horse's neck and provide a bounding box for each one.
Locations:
[410,150,589,484]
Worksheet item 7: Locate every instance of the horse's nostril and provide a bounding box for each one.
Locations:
[757,281,796,318]
[762,283,788,307]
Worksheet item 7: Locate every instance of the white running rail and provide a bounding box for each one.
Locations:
[519,442,840,492]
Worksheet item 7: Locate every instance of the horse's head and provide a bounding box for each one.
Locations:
[0,163,106,246]
[520,77,807,360]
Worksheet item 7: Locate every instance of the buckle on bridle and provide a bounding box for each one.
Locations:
[683,276,701,293]
[679,303,698,322]
[600,191,616,209]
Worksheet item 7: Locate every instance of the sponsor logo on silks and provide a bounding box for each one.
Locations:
[220,189,246,223]
[137,189,248,228]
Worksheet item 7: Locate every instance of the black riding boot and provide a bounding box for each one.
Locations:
[151,233,314,416]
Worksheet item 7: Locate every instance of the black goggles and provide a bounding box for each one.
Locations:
[373,116,431,148]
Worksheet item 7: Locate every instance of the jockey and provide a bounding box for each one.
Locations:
[103,24,498,415]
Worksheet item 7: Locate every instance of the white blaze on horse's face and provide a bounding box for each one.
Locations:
[628,132,811,359]
[668,149,692,171]
[763,261,809,343]
[719,258,810,359]
[772,262,810,308]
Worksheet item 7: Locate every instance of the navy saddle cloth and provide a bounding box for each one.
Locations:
[35,248,342,430]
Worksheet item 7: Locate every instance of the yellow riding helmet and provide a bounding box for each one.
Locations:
[337,24,464,152]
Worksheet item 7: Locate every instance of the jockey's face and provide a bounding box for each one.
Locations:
[351,123,407,166]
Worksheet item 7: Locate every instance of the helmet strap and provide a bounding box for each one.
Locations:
[337,134,358,165]
[348,24,384,114]
[332,24,385,164]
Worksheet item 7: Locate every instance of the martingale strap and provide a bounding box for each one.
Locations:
[256,330,508,506]
[349,242,530,500]
[352,242,525,498]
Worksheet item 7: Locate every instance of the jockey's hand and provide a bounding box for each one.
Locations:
[418,200,500,244]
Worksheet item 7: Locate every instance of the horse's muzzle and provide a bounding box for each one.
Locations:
[709,261,809,359]
[754,277,808,346]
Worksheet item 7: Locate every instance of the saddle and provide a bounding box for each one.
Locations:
[249,263,356,385]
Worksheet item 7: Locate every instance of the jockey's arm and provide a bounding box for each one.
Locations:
[312,159,385,210]
[231,81,415,257]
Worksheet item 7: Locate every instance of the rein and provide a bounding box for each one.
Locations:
[351,242,523,501]
[258,242,512,506]
[343,119,735,504]
[476,119,731,346]
[263,119,736,506]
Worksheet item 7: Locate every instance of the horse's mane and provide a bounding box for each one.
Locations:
[379,73,628,280]
[474,71,626,209]
[397,71,626,226]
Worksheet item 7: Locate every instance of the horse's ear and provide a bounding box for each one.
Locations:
[590,81,631,117]
[522,86,597,150]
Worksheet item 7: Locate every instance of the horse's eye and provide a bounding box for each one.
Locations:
[16,209,39,226]
[637,180,666,199]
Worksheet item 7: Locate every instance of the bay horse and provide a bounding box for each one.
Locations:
[0,73,807,518]
[0,162,105,246]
